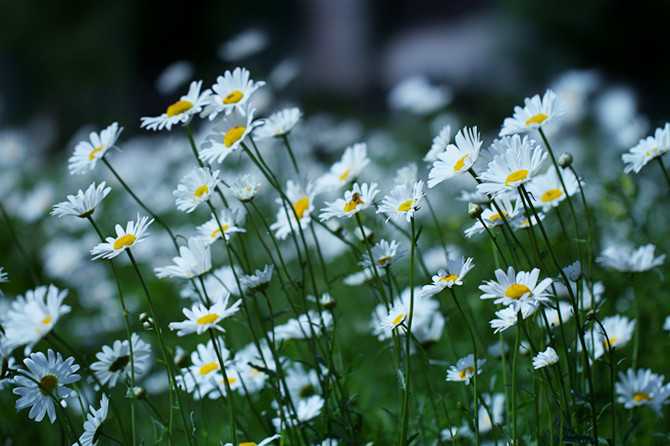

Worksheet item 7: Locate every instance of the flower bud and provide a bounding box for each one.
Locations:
[558,152,573,168]
[132,386,146,399]
[468,203,483,219]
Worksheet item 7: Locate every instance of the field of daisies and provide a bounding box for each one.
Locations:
[2,61,670,446]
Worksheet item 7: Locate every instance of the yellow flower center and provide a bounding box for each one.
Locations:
[633,392,650,402]
[199,361,220,376]
[439,273,459,283]
[193,184,209,198]
[223,90,244,104]
[196,313,219,325]
[645,148,660,158]
[239,443,257,446]
[338,168,351,182]
[226,376,238,385]
[224,126,246,147]
[458,367,475,379]
[210,224,230,239]
[504,169,529,186]
[166,100,193,117]
[487,211,507,223]
[454,154,469,172]
[505,283,531,300]
[113,234,137,250]
[377,255,392,267]
[39,374,59,395]
[397,199,415,213]
[41,315,53,326]
[525,113,548,126]
[602,336,617,349]
[88,145,104,161]
[391,312,406,327]
[293,196,310,219]
[541,188,563,203]
[343,192,364,213]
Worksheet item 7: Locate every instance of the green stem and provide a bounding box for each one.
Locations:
[281,134,300,174]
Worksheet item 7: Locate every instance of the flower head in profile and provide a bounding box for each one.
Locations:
[421,255,475,297]
[229,174,261,202]
[90,334,152,388]
[75,395,109,446]
[597,243,665,272]
[477,135,547,196]
[51,182,111,219]
[479,267,553,318]
[446,354,485,385]
[464,196,522,238]
[169,292,241,336]
[424,125,451,162]
[588,315,635,360]
[240,265,274,293]
[270,181,316,240]
[622,123,670,174]
[155,237,212,280]
[489,306,522,334]
[200,106,259,164]
[202,67,265,120]
[177,339,230,398]
[141,80,210,131]
[526,167,579,211]
[360,239,400,270]
[68,122,123,175]
[254,107,302,140]
[317,143,370,190]
[616,368,670,412]
[428,126,482,187]
[197,210,246,244]
[320,182,379,220]
[378,180,424,222]
[12,349,80,423]
[500,90,562,136]
[90,214,153,260]
[532,347,559,370]
[173,168,220,213]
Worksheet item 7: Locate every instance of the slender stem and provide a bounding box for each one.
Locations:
[656,156,670,189]
[512,318,521,446]
[281,134,300,174]
[0,201,39,284]
[399,217,417,446]
[207,329,239,444]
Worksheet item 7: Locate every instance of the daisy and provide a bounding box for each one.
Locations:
[479,267,553,318]
[140,80,210,131]
[229,174,261,202]
[490,306,522,334]
[178,339,229,398]
[424,125,451,162]
[240,265,274,293]
[51,182,111,219]
[281,395,324,427]
[200,106,258,164]
[526,166,579,211]
[196,210,246,244]
[377,180,424,222]
[224,434,280,446]
[253,107,302,140]
[75,395,109,446]
[90,334,152,387]
[532,347,559,369]
[499,90,562,136]
[2,285,70,352]
[622,124,670,174]
[202,67,265,120]
[155,237,212,280]
[379,301,408,332]
[173,168,220,213]
[12,349,80,423]
[284,362,322,402]
[597,243,665,272]
[428,126,482,187]
[464,196,522,238]
[541,301,574,329]
[169,292,241,336]
[446,354,485,385]
[319,182,378,221]
[90,215,153,260]
[476,135,547,196]
[274,311,333,341]
[421,255,475,297]
[269,181,316,240]
[317,143,370,190]
[616,369,670,411]
[68,122,123,175]
[592,315,635,359]
[360,239,400,270]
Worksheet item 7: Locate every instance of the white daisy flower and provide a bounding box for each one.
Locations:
[379,301,408,332]
[424,125,451,162]
[224,434,280,446]
[177,339,230,398]
[240,265,274,293]
[68,122,123,175]
[274,310,333,341]
[421,255,475,297]
[2,285,70,352]
[622,124,670,174]
[274,395,324,429]
[490,306,522,334]
[90,334,152,388]
[476,393,505,434]
[229,174,261,202]
[51,182,111,219]
[377,180,424,222]
[254,107,302,140]
[140,80,210,131]
[597,243,665,272]
[360,239,400,269]
[319,182,379,221]
[196,210,246,244]
[75,394,109,446]
[269,181,316,240]
[202,67,265,120]
[499,90,562,136]
[12,349,80,423]
[591,315,635,360]
[616,368,670,411]
[532,347,559,369]
[90,214,153,260]
[541,301,574,329]
[428,126,482,187]
[200,106,259,164]
[155,237,212,280]
[371,288,444,344]
[173,168,220,213]
[526,166,579,211]
[477,135,547,196]
[479,267,553,318]
[169,292,241,336]
[284,362,322,403]
[317,143,370,190]
[446,354,485,385]
[464,196,522,238]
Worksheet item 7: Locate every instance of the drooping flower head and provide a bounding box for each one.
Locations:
[446,354,486,385]
[254,107,302,140]
[51,182,111,219]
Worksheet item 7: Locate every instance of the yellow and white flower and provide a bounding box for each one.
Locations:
[229,174,261,202]
[202,67,265,120]
[490,306,522,334]
[177,339,229,398]
[446,354,485,385]
[591,315,635,360]
[428,126,482,187]
[197,210,246,244]
[372,287,444,344]
[526,166,579,211]
[169,292,241,336]
[622,124,670,174]
[421,255,474,297]
[254,107,302,140]
[479,267,553,318]
[616,368,670,411]
[360,239,400,270]
[532,347,559,370]
[68,122,123,175]
[51,182,111,219]
[173,168,220,213]
[319,182,379,221]
[378,180,424,222]
[200,106,258,164]
[90,214,153,260]
[141,80,210,131]
[317,143,370,190]
[155,237,212,280]
[270,181,316,240]
[499,90,562,136]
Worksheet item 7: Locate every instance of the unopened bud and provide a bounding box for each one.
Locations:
[558,153,573,168]
[139,312,150,324]
[133,386,146,399]
[468,203,483,219]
